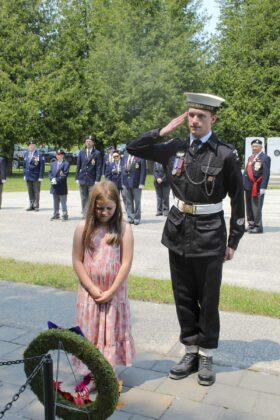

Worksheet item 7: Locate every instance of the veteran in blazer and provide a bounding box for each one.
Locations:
[49,149,70,221]
[23,139,45,211]
[122,153,146,225]
[76,135,102,216]
[243,139,271,233]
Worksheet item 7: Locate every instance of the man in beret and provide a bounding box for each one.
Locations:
[243,139,271,233]
[127,92,245,386]
[48,149,70,221]
[76,135,102,217]
[23,139,45,211]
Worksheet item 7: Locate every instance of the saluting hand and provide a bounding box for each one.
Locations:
[159,112,188,137]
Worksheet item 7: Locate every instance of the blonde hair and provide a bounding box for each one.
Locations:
[82,180,122,251]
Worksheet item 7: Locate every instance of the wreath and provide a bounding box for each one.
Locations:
[23,328,119,420]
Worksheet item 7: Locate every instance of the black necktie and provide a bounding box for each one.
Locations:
[192,139,202,154]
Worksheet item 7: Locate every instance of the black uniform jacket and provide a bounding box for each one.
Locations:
[127,129,245,257]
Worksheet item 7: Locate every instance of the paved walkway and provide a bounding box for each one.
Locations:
[0,189,280,419]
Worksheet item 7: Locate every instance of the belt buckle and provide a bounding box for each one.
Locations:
[184,203,196,215]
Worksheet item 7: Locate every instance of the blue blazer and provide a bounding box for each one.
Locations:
[23,150,45,181]
[105,159,123,190]
[122,154,146,189]
[243,151,271,192]
[48,159,70,195]
[76,148,102,186]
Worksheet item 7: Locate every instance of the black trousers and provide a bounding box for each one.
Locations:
[169,250,224,349]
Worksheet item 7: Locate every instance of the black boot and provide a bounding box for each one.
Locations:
[169,353,198,380]
[197,355,215,386]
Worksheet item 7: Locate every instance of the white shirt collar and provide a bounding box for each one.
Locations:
[190,131,212,144]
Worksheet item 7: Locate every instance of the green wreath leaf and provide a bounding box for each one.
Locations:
[23,329,119,420]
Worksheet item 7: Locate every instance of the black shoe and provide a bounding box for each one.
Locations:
[50,214,60,220]
[248,227,263,234]
[156,212,163,216]
[62,215,68,221]
[26,207,34,211]
[127,219,134,224]
[169,353,199,380]
[134,220,140,225]
[245,225,254,232]
[197,355,215,386]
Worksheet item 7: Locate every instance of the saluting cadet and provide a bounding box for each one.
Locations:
[122,152,146,225]
[127,92,245,386]
[243,139,271,233]
[48,149,70,221]
[153,161,170,216]
[23,139,45,211]
[0,156,7,209]
[76,135,102,217]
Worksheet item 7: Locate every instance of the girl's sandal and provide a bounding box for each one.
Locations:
[74,373,96,395]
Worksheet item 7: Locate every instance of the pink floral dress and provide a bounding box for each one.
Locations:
[74,225,135,372]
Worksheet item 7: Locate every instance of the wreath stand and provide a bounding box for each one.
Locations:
[24,329,119,420]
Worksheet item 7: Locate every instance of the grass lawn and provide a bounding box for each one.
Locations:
[0,258,279,319]
[5,165,155,192]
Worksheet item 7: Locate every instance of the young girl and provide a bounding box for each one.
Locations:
[72,180,135,392]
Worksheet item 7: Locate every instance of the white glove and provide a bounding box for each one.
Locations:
[51,178,57,185]
[260,189,266,195]
[157,178,162,184]
[38,178,43,182]
[139,184,144,189]
[76,180,80,184]
[23,176,26,181]
[1,179,6,183]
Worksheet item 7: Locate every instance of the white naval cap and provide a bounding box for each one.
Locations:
[185,92,225,112]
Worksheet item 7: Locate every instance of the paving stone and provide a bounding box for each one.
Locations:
[13,330,41,346]
[252,392,280,419]
[120,388,174,418]
[160,398,222,420]
[239,370,280,395]
[132,352,164,370]
[119,367,166,391]
[0,363,26,386]
[0,326,28,342]
[0,342,23,358]
[0,384,37,415]
[108,410,132,419]
[215,365,244,387]
[151,357,179,374]
[219,408,270,420]
[156,376,207,402]
[203,382,258,413]
[131,415,156,419]
[18,398,44,420]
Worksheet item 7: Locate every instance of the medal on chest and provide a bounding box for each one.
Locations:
[172,152,185,176]
[254,161,261,171]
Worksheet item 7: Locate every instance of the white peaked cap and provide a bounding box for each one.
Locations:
[185,92,225,111]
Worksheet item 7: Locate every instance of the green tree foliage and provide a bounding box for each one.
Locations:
[1,0,207,156]
[0,0,47,157]
[208,0,280,157]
